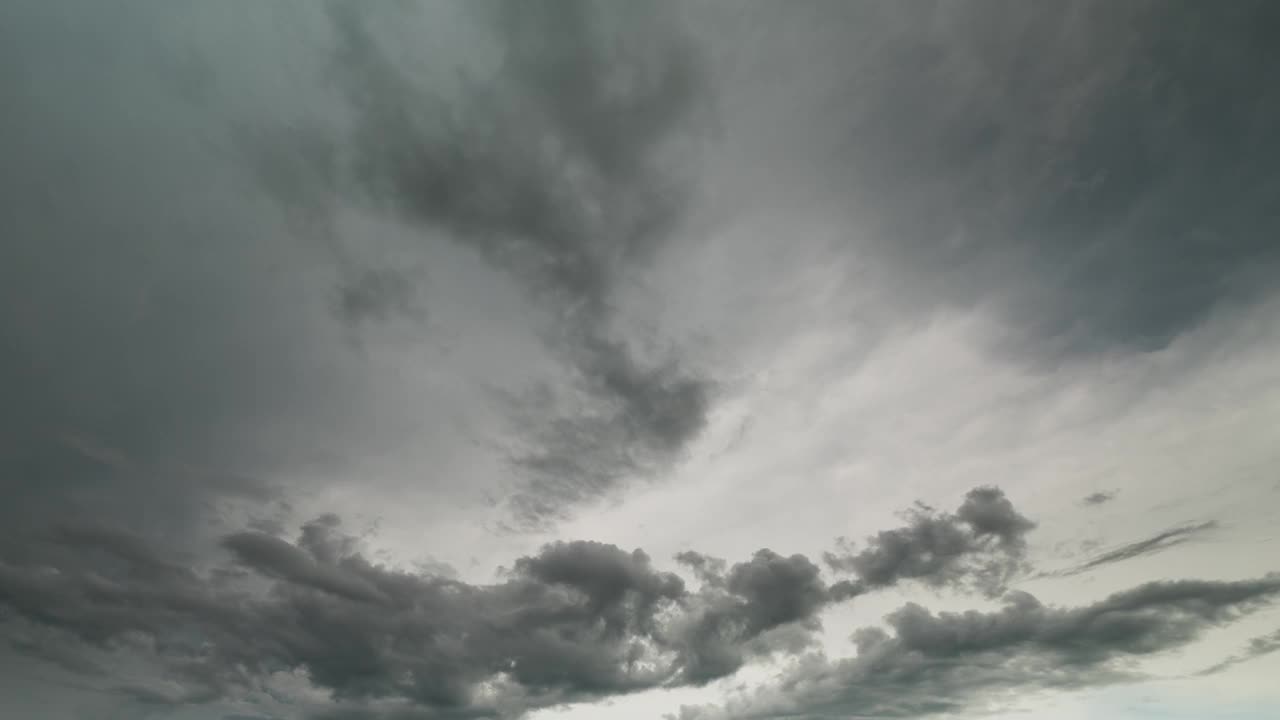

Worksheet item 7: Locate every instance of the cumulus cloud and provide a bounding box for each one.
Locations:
[823,486,1035,596]
[1,520,687,714]
[671,550,833,683]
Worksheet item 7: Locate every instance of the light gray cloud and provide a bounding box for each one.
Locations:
[1197,627,1280,676]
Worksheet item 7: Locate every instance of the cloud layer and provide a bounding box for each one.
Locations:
[3,2,1279,719]
[674,575,1280,720]
[2,487,1275,719]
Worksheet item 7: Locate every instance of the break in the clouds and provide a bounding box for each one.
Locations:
[3,1,1280,719]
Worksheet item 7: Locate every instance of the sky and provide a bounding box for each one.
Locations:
[1,1,1279,719]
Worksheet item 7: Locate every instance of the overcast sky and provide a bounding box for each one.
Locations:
[2,2,1280,719]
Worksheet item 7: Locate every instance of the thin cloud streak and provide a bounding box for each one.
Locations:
[1048,521,1218,578]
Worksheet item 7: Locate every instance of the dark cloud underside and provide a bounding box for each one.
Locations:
[0,487,1005,715]
[0,487,1271,720]
[674,575,1280,720]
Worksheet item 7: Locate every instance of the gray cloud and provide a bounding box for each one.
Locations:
[0,0,419,551]
[671,550,832,684]
[333,267,426,327]
[824,487,1035,596]
[0,486,1272,719]
[673,575,1280,720]
[0,487,1027,717]
[4,3,1278,718]
[1050,521,1217,578]
[293,0,715,527]
[708,0,1280,360]
[1082,491,1116,507]
[222,531,389,604]
[0,520,687,715]
[674,551,727,589]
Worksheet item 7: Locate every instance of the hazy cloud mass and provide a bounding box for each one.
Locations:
[2,1,1278,719]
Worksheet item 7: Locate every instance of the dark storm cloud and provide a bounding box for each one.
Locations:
[824,487,1035,596]
[4,619,109,678]
[222,531,389,604]
[721,0,1280,358]
[0,0,375,546]
[1050,521,1217,578]
[48,525,197,582]
[0,518,691,715]
[307,0,714,526]
[672,575,1280,720]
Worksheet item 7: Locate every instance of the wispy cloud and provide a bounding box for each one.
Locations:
[1049,521,1218,578]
